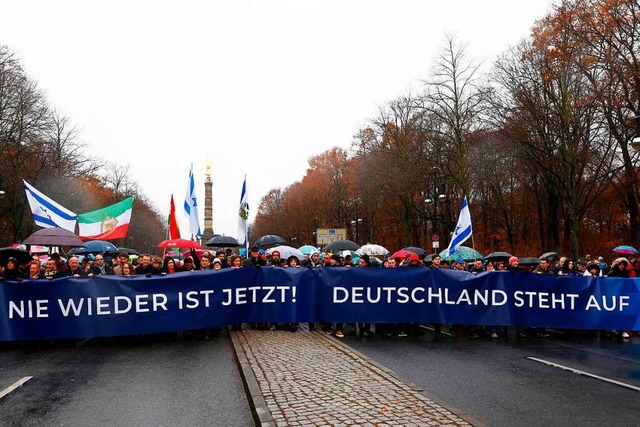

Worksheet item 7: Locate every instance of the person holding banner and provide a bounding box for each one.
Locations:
[161,256,180,274]
[25,261,45,280]
[1,257,24,281]
[64,256,86,277]
[43,258,62,280]
[198,253,212,270]
[113,252,131,275]
[243,247,266,267]
[269,250,284,267]
[89,255,113,276]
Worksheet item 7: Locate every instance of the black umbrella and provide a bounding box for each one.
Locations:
[424,253,443,263]
[117,247,140,255]
[0,247,34,266]
[323,239,360,253]
[518,257,541,266]
[483,251,513,262]
[404,246,427,259]
[206,235,241,248]
[67,240,118,255]
[253,234,286,249]
[540,251,560,261]
[22,228,85,247]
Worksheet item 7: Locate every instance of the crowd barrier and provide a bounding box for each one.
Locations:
[0,267,638,341]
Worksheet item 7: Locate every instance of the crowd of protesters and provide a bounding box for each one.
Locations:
[0,245,636,341]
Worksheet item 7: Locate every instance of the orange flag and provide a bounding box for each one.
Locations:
[168,194,181,239]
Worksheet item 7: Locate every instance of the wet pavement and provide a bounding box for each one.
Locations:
[231,326,477,426]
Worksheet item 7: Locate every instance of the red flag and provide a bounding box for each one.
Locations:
[169,195,181,240]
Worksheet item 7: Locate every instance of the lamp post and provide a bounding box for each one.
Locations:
[350,214,363,244]
[630,115,640,151]
[422,168,447,252]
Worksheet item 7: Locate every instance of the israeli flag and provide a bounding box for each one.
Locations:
[237,175,249,249]
[184,164,202,237]
[23,180,77,232]
[446,196,473,257]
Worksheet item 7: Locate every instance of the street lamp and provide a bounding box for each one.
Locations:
[630,115,640,151]
[350,214,363,244]
[422,167,447,251]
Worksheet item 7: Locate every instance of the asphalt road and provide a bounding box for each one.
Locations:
[341,326,640,426]
[0,330,253,427]
[3,325,639,426]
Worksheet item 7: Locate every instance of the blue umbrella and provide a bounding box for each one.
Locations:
[298,245,320,255]
[612,245,639,255]
[67,240,118,255]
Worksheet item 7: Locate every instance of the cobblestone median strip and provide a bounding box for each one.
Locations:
[232,328,476,426]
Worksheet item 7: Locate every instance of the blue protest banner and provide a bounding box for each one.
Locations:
[0,268,638,341]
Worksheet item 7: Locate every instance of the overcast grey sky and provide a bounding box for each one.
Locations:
[0,0,554,240]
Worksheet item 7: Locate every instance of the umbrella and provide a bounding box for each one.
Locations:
[117,247,140,255]
[157,238,203,249]
[335,250,357,265]
[22,228,85,247]
[0,247,34,266]
[253,234,286,249]
[483,251,513,262]
[518,257,541,266]
[356,243,390,257]
[67,240,118,255]
[336,250,355,258]
[206,235,241,248]
[182,248,212,259]
[267,245,304,261]
[298,245,320,255]
[323,239,360,253]
[167,249,185,260]
[539,251,560,261]
[439,246,483,262]
[369,257,383,267]
[424,253,437,262]
[612,245,639,255]
[392,249,417,259]
[403,246,427,258]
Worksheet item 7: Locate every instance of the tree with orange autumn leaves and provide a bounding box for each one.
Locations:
[0,45,166,250]
[252,0,640,260]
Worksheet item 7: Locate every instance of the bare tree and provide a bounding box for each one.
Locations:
[421,34,490,197]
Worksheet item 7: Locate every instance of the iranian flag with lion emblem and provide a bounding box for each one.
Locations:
[78,197,134,240]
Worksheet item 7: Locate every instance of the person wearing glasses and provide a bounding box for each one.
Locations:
[89,254,114,276]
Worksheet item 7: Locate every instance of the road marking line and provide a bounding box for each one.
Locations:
[527,357,640,392]
[419,324,455,337]
[0,376,33,399]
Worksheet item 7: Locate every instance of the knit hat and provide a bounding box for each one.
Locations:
[509,256,519,264]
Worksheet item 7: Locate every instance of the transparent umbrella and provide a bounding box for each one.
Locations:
[356,244,390,257]
[267,245,304,261]
[440,246,483,262]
